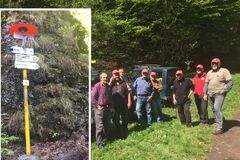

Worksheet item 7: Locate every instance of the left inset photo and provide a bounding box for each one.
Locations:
[1,9,90,160]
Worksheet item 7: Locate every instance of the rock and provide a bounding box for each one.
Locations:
[52,151,83,160]
[18,155,40,160]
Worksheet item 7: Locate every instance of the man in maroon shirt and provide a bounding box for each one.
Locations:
[92,72,112,149]
[193,64,208,124]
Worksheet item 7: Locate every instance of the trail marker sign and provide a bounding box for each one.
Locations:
[15,54,39,63]
[10,46,34,55]
[15,61,40,70]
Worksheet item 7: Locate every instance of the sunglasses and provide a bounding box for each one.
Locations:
[211,62,218,65]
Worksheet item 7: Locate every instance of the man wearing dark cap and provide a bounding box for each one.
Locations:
[204,58,233,135]
[109,69,130,138]
[173,70,193,127]
[133,68,154,125]
[193,64,208,124]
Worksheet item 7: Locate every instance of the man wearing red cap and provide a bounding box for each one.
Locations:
[109,69,130,139]
[204,58,233,135]
[118,68,132,108]
[133,68,154,125]
[150,71,163,123]
[193,64,208,124]
[172,70,193,127]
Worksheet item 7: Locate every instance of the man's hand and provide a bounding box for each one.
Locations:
[134,96,137,101]
[203,95,208,101]
[147,96,152,102]
[219,90,225,95]
[96,105,103,110]
[173,99,177,105]
[109,77,114,84]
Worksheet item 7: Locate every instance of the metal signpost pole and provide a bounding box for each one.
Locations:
[9,23,39,159]
[23,69,31,155]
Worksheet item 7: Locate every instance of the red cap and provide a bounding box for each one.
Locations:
[142,68,148,73]
[112,69,119,74]
[150,72,156,77]
[176,70,183,75]
[211,58,221,63]
[196,64,204,70]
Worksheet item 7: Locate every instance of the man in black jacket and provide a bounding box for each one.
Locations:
[109,69,130,138]
[173,70,193,127]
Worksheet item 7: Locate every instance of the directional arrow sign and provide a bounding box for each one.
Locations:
[15,61,40,70]
[15,54,39,63]
[13,32,34,40]
[10,46,34,55]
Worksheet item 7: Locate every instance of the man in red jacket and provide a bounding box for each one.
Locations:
[193,64,208,124]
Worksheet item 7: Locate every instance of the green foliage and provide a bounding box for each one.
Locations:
[1,135,19,156]
[3,0,240,68]
[1,135,19,145]
[49,131,60,139]
[91,73,240,160]
[1,148,15,156]
[90,0,240,67]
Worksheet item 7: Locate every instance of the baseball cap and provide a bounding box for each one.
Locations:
[176,70,183,75]
[196,64,204,70]
[142,68,148,73]
[150,72,156,76]
[211,58,221,63]
[112,69,119,74]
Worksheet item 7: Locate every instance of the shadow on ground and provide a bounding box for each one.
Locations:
[223,119,240,132]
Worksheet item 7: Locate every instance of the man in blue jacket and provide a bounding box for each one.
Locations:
[133,68,154,125]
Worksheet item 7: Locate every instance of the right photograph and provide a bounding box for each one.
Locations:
[91,1,240,160]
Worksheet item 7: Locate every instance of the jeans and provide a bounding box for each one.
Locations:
[209,94,225,129]
[136,96,152,125]
[194,94,208,123]
[151,98,162,122]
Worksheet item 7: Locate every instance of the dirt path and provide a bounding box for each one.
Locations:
[206,112,240,160]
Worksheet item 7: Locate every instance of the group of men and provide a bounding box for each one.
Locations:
[173,58,233,134]
[92,58,233,149]
[92,68,131,149]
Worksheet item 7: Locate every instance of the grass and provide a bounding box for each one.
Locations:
[91,73,240,160]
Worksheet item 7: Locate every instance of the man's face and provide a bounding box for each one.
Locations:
[176,74,183,80]
[142,72,147,78]
[196,68,202,74]
[119,69,124,77]
[150,75,156,80]
[113,73,119,80]
[211,62,219,70]
[100,73,108,84]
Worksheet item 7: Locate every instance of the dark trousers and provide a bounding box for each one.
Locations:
[112,102,128,138]
[177,100,191,125]
[194,94,208,123]
[95,106,110,147]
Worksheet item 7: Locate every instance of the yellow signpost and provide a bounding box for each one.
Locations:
[23,69,31,155]
[8,23,39,158]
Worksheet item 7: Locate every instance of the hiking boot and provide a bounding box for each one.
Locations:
[213,129,223,135]
[98,144,104,150]
[200,122,208,126]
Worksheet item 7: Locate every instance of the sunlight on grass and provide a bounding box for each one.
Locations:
[91,74,240,160]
